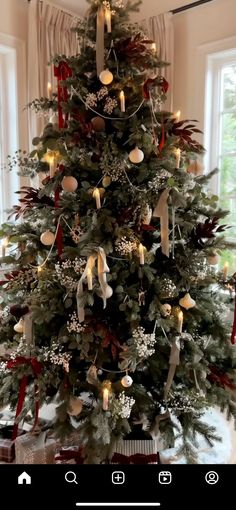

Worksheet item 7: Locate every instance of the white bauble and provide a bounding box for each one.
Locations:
[160,303,172,317]
[61,176,78,193]
[104,285,113,299]
[68,397,83,416]
[129,147,144,164]
[99,69,113,85]
[179,293,196,310]
[40,231,56,246]
[14,317,24,334]
[121,375,133,388]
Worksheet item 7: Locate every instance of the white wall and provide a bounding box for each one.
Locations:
[134,0,236,146]
[0,0,28,152]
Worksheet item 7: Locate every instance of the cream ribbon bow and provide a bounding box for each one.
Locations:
[153,189,170,258]
[77,248,113,323]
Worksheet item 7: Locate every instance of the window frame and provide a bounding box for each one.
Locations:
[205,47,236,244]
[0,33,27,226]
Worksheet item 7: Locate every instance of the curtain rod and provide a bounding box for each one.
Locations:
[172,0,214,14]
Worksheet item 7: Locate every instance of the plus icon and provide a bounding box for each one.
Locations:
[112,471,125,485]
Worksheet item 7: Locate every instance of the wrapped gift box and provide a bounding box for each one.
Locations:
[15,431,57,464]
[111,439,160,464]
[0,426,24,463]
[55,446,84,464]
[0,438,15,463]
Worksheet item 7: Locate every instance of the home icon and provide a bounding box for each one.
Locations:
[18,472,31,485]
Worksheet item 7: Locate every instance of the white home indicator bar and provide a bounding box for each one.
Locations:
[76,504,161,507]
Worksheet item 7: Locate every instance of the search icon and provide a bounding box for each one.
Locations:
[65,471,78,485]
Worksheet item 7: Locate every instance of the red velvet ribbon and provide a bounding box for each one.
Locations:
[55,448,84,464]
[6,356,43,440]
[209,365,236,390]
[112,453,157,464]
[159,124,165,152]
[53,62,72,257]
[231,279,236,345]
[54,61,72,130]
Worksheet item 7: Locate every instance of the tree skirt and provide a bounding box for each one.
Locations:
[160,408,232,464]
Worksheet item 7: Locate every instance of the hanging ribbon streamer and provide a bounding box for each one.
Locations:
[172,207,176,259]
[77,248,113,323]
[54,62,72,257]
[54,187,63,257]
[231,273,236,345]
[159,123,165,152]
[96,6,105,77]
[6,356,43,440]
[164,336,181,400]
[153,189,170,258]
[54,61,72,129]
[23,312,34,346]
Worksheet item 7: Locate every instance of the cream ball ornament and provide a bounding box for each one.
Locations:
[13,317,24,334]
[40,230,56,246]
[121,375,133,388]
[67,396,83,416]
[102,176,111,188]
[91,116,106,132]
[61,176,78,193]
[179,293,196,310]
[160,303,172,317]
[99,69,113,85]
[104,285,113,299]
[208,253,219,265]
[129,147,144,164]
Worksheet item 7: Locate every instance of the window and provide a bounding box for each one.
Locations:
[0,39,19,225]
[205,48,236,269]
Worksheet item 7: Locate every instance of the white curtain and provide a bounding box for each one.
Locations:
[142,13,174,112]
[28,0,81,145]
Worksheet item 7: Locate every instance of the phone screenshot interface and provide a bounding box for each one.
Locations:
[0,0,235,507]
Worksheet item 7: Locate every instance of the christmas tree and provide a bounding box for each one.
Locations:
[0,0,236,464]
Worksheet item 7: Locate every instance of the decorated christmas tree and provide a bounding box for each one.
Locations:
[0,0,236,464]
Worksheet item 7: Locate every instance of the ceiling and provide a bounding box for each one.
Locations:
[52,0,200,18]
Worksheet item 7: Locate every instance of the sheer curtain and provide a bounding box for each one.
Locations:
[28,0,81,144]
[142,12,174,112]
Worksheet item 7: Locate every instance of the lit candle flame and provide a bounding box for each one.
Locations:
[223,262,229,280]
[119,90,125,112]
[175,110,181,122]
[105,8,112,33]
[175,148,181,169]
[102,388,109,411]
[151,42,157,53]
[177,311,183,334]
[47,82,52,99]
[138,243,145,266]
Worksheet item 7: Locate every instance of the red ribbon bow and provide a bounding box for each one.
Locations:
[6,356,43,440]
[55,448,84,464]
[112,453,157,464]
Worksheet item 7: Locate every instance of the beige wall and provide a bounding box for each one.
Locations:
[134,0,236,145]
[0,0,28,151]
[0,0,27,41]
